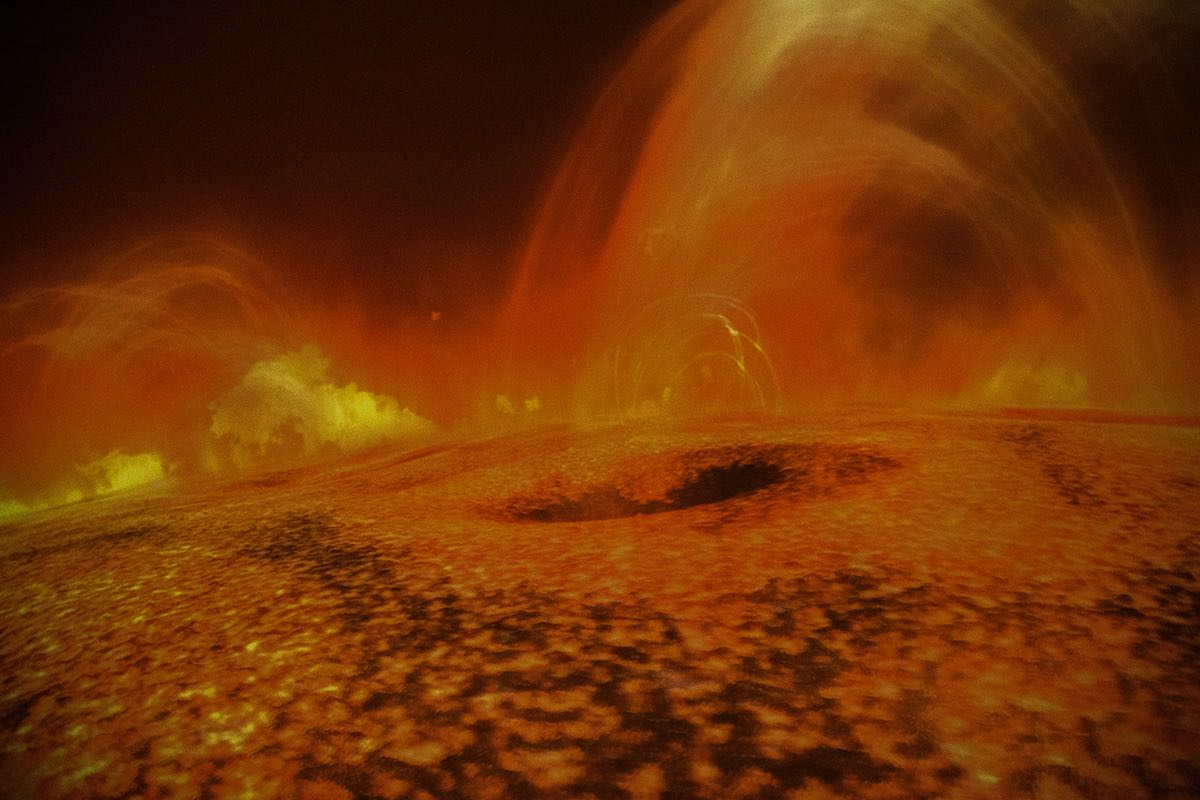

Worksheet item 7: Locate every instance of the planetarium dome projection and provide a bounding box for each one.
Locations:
[503,0,1199,418]
[1,4,1199,797]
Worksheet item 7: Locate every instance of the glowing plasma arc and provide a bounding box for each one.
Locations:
[612,294,780,416]
[0,238,433,513]
[504,0,1200,417]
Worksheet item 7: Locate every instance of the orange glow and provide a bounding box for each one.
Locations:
[504,0,1200,418]
[1,0,1198,511]
[1,4,1199,797]
[0,238,440,509]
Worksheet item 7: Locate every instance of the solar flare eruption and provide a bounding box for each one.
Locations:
[505,0,1199,417]
[0,1,1198,798]
[0,239,434,513]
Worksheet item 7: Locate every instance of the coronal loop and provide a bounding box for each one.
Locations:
[612,294,780,416]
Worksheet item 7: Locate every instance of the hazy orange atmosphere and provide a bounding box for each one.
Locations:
[0,0,1196,509]
[1,1,1199,798]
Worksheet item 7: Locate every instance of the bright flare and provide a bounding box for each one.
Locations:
[505,0,1200,415]
[207,346,434,471]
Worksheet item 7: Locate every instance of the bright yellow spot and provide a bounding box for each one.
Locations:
[0,499,31,521]
[389,741,448,767]
[983,360,1089,408]
[63,759,110,787]
[80,450,165,494]
[1016,694,1062,713]
[177,685,218,700]
[1,449,166,519]
[209,345,433,470]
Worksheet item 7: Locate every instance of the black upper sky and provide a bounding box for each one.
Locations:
[0,1,675,313]
[2,1,1197,323]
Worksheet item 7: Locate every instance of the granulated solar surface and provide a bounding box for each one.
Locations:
[2,411,1198,798]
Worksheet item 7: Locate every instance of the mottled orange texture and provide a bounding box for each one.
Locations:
[1,412,1197,797]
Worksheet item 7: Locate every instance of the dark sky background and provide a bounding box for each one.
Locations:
[0,1,675,317]
[1,1,1196,324]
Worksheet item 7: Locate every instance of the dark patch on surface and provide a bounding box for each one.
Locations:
[234,515,947,797]
[512,458,786,523]
[777,745,898,789]
[936,763,966,783]
[0,692,41,733]
[361,691,406,712]
[1002,424,1107,508]
[505,443,902,523]
[665,459,786,509]
[226,468,303,491]
[9,523,161,562]
[1042,462,1104,507]
[231,519,1199,797]
[2,414,1198,800]
[296,762,374,795]
[1096,593,1145,620]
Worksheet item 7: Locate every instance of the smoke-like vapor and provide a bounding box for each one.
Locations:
[3,1,1197,515]
[206,346,433,472]
[0,450,167,522]
[0,239,295,497]
[0,238,434,513]
[504,0,1200,416]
